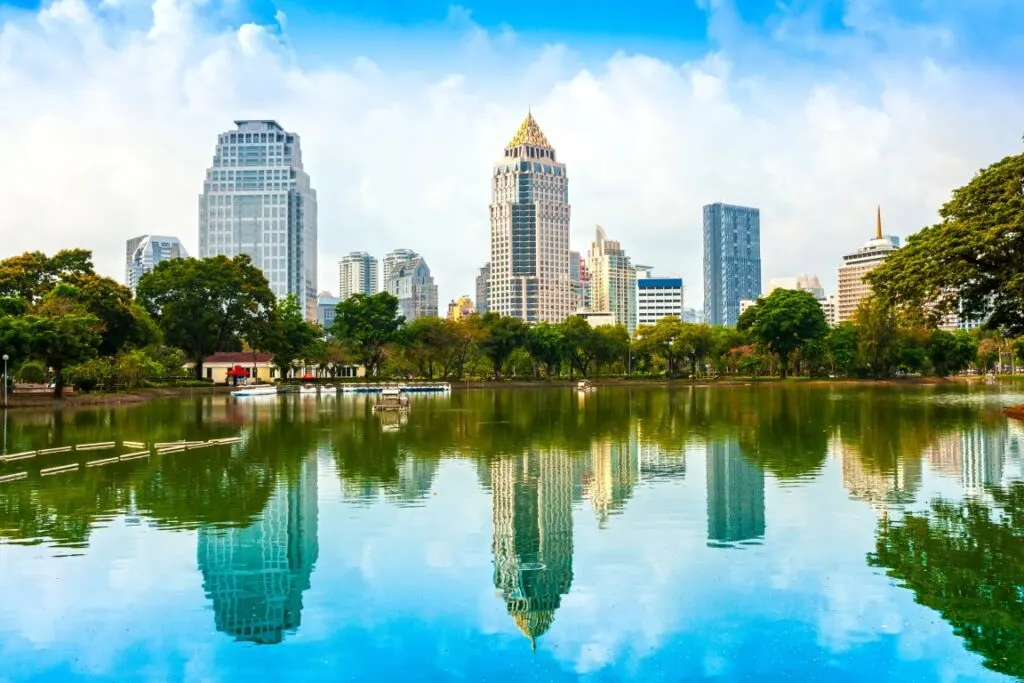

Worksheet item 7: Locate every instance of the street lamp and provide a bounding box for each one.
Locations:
[2,354,7,407]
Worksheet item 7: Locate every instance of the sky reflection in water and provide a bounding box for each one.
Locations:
[0,385,1022,682]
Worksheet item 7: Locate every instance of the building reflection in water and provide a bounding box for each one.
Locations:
[197,452,319,644]
[490,450,576,649]
[923,424,1007,494]
[585,437,638,527]
[836,432,922,509]
[706,440,765,546]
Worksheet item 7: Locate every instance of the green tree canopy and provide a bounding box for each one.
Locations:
[329,292,402,377]
[526,322,565,377]
[869,151,1024,333]
[738,289,829,378]
[477,313,527,378]
[258,294,319,376]
[136,255,275,379]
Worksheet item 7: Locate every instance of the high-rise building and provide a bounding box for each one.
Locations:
[338,251,379,300]
[636,274,684,327]
[703,203,761,326]
[198,120,318,320]
[447,295,475,321]
[125,234,187,292]
[706,440,765,546]
[488,112,572,323]
[384,249,438,322]
[316,292,340,330]
[475,262,490,314]
[836,207,899,322]
[197,450,318,644]
[587,226,637,333]
[767,274,825,300]
[683,308,701,324]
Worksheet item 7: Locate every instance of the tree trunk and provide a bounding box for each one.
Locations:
[194,358,204,380]
[53,367,64,399]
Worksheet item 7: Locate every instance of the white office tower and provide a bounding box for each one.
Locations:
[199,120,318,320]
[125,235,187,292]
[338,251,379,300]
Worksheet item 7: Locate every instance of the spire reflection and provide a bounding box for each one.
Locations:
[197,452,319,644]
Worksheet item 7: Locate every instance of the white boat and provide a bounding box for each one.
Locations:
[232,385,278,398]
[300,385,318,394]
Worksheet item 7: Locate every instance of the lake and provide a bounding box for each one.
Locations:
[0,385,1022,682]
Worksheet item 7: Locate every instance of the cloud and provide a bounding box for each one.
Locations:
[0,0,1021,309]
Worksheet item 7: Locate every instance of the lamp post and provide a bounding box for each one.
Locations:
[2,354,8,407]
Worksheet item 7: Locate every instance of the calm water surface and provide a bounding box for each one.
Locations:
[1,386,1023,682]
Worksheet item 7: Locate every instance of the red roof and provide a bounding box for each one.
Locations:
[203,352,274,364]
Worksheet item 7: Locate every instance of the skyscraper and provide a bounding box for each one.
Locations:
[703,203,761,326]
[338,251,379,300]
[125,234,187,292]
[836,207,900,322]
[489,112,572,323]
[475,262,490,314]
[384,249,438,321]
[587,226,637,332]
[198,120,318,320]
[382,248,416,288]
[706,440,765,546]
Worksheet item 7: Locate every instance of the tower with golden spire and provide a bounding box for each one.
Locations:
[488,111,572,323]
[835,205,901,323]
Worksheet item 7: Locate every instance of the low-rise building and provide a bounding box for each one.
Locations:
[577,311,616,327]
[637,275,684,326]
[186,351,365,383]
[447,295,475,321]
[317,293,341,330]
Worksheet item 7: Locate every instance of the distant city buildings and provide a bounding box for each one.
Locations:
[198,120,318,320]
[587,225,637,333]
[384,249,438,322]
[577,311,616,327]
[475,262,490,314]
[837,207,899,322]
[125,234,186,292]
[316,292,340,330]
[703,203,761,326]
[447,295,475,321]
[636,273,684,327]
[338,251,378,300]
[683,308,702,324]
[488,112,572,323]
[767,274,825,300]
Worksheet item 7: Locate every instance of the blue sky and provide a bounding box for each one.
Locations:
[0,0,1021,305]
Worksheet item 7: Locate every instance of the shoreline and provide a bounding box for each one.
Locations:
[0,375,1009,411]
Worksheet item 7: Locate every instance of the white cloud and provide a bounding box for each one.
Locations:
[0,0,1020,309]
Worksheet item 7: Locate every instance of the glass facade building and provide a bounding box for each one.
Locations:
[703,203,761,326]
[199,120,318,320]
[125,234,187,292]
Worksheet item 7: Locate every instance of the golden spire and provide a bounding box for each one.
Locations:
[875,205,882,240]
[507,111,551,148]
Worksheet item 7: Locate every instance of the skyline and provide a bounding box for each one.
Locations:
[1,1,1022,309]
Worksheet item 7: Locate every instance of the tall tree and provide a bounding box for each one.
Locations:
[738,289,829,378]
[927,329,977,378]
[258,294,319,378]
[526,323,566,377]
[560,316,600,377]
[329,292,402,377]
[136,255,275,379]
[477,313,527,379]
[869,151,1024,333]
[634,318,686,376]
[826,322,861,377]
[853,297,902,378]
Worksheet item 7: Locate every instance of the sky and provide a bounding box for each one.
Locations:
[1,0,1022,309]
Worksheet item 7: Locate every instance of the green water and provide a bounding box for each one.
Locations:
[0,385,1022,681]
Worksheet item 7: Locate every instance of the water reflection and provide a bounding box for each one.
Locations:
[197,451,318,645]
[1,386,1024,680]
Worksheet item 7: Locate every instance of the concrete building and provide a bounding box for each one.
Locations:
[475,262,490,314]
[570,252,592,313]
[198,120,318,320]
[338,251,378,300]
[383,249,416,289]
[587,225,637,332]
[316,293,340,330]
[577,311,616,327]
[125,235,187,292]
[384,249,438,322]
[636,275,684,327]
[837,207,900,322]
[823,293,838,327]
[703,203,761,326]
[489,112,572,323]
[683,308,702,324]
[739,298,757,318]
[767,274,825,300]
[447,295,475,321]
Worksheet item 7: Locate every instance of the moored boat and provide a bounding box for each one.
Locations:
[374,388,410,411]
[231,385,278,398]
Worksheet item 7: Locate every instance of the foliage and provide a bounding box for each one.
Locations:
[927,330,977,378]
[257,294,318,376]
[976,337,1001,373]
[330,292,403,377]
[826,323,861,377]
[738,289,829,378]
[526,323,565,377]
[15,360,47,384]
[477,312,527,378]
[869,152,1024,334]
[634,318,687,375]
[137,255,275,379]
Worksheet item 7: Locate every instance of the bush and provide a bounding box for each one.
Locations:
[16,360,47,384]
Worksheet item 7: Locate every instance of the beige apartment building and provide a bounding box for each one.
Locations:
[836,207,900,322]
[587,225,637,333]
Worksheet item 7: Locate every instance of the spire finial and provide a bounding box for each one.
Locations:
[876,205,882,240]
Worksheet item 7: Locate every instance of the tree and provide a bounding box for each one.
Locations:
[977,337,1001,373]
[0,249,94,305]
[594,324,630,374]
[634,318,686,376]
[738,289,829,378]
[329,292,402,377]
[869,151,1024,333]
[854,297,902,378]
[259,295,318,378]
[680,323,714,377]
[826,322,860,377]
[136,255,275,379]
[402,316,450,379]
[560,316,600,377]
[927,329,977,377]
[527,323,565,377]
[477,313,527,378]
[28,312,103,397]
